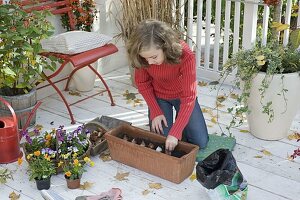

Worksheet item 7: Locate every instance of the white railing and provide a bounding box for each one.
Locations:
[179,0,300,83]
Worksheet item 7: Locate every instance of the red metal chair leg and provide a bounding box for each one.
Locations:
[87,64,115,106]
[42,72,76,124]
[65,64,115,106]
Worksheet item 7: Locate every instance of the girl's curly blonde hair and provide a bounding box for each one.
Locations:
[126,19,182,68]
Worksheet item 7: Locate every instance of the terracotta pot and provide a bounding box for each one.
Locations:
[35,177,51,190]
[66,178,81,189]
[105,124,199,184]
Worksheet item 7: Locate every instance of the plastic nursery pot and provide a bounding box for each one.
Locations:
[35,177,51,190]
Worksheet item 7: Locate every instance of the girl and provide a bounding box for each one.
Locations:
[126,19,208,152]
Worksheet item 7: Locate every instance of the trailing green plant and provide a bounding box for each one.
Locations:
[0,4,57,96]
[216,40,300,134]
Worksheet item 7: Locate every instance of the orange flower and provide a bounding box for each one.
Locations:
[44,154,51,161]
[34,151,41,157]
[17,157,23,165]
[65,171,72,177]
[73,159,79,166]
[46,134,52,140]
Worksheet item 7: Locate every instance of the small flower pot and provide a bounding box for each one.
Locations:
[35,177,51,190]
[66,178,81,189]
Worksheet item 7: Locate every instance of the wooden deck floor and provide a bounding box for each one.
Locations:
[1,66,299,200]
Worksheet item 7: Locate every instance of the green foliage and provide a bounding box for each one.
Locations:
[0,168,13,184]
[289,29,300,50]
[218,42,300,133]
[0,4,56,96]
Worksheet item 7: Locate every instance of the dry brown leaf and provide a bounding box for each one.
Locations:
[211,117,217,124]
[149,183,162,189]
[123,90,138,100]
[69,90,81,96]
[209,81,219,85]
[287,132,300,140]
[35,124,43,130]
[216,102,225,108]
[142,189,151,195]
[202,108,214,116]
[216,95,226,103]
[9,191,20,200]
[99,152,112,162]
[198,81,208,87]
[287,155,294,161]
[114,172,130,181]
[133,98,143,107]
[189,173,197,181]
[239,130,250,133]
[230,93,239,99]
[80,181,94,190]
[261,149,272,156]
[254,155,263,158]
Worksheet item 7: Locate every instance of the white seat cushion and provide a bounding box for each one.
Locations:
[41,31,113,54]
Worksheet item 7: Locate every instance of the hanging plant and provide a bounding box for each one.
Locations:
[61,0,98,32]
[263,0,281,6]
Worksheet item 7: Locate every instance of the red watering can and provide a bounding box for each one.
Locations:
[0,97,22,164]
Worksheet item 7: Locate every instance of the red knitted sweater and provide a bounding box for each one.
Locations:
[134,42,197,140]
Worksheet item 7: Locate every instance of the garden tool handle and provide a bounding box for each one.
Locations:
[0,97,18,128]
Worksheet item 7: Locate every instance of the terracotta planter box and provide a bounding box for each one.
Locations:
[105,124,199,184]
[84,116,131,156]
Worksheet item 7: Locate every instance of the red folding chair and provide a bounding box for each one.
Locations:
[17,0,117,124]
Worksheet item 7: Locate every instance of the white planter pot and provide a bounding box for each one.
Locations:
[247,72,300,140]
[70,62,97,92]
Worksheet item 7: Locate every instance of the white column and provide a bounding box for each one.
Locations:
[187,0,194,48]
[242,0,258,49]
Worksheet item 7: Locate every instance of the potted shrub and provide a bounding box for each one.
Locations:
[62,156,94,189]
[217,33,300,140]
[0,4,56,128]
[26,150,56,190]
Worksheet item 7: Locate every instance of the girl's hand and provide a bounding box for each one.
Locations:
[151,115,168,135]
[165,135,178,152]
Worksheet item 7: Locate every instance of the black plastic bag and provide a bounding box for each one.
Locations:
[196,149,248,200]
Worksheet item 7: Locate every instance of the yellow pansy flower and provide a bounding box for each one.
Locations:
[257,60,266,66]
[256,55,265,61]
[58,161,64,167]
[84,157,90,163]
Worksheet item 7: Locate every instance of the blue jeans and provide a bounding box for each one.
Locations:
[149,97,209,149]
